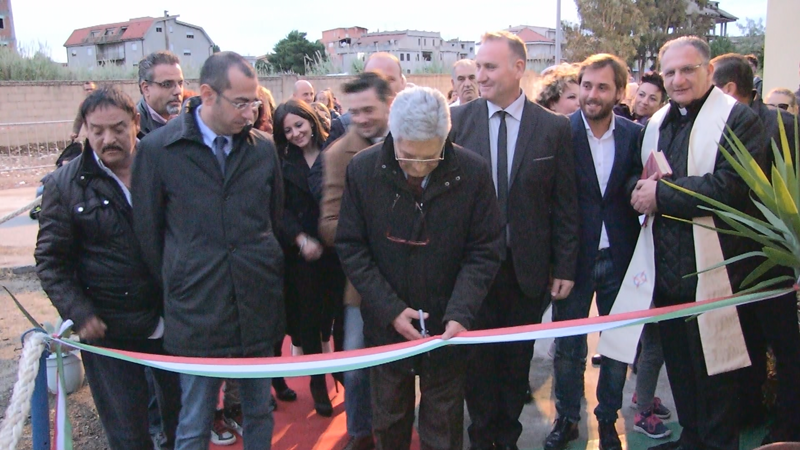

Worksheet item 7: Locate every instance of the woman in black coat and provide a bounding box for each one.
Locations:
[274,100,345,417]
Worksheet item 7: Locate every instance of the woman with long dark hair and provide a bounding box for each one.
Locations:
[273,99,345,417]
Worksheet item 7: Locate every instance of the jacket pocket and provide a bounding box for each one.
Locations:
[72,197,125,241]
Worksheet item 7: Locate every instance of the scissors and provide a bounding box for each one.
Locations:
[418,309,428,337]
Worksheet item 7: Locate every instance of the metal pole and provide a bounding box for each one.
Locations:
[555,0,563,64]
[30,341,50,450]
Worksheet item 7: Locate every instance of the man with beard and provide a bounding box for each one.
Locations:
[544,54,643,450]
[137,51,184,138]
[317,71,394,450]
[450,59,479,106]
[35,86,181,450]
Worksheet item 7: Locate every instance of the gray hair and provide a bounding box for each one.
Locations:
[451,59,477,79]
[138,51,181,93]
[658,36,710,65]
[389,87,451,142]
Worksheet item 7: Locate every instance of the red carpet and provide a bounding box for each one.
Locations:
[209,339,422,450]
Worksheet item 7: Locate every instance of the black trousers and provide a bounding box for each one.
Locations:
[370,346,466,450]
[465,255,543,448]
[657,314,740,450]
[737,291,800,440]
[81,337,181,450]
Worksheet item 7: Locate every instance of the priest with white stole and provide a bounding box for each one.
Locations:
[599,36,768,450]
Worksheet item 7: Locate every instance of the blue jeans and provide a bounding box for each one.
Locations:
[343,305,373,438]
[552,248,628,423]
[175,374,273,450]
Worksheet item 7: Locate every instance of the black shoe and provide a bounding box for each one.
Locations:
[310,375,333,417]
[647,441,682,450]
[342,435,375,450]
[543,417,579,450]
[524,384,534,404]
[598,420,622,450]
[591,353,603,366]
[273,377,297,401]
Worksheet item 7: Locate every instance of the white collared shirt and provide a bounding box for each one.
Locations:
[581,111,616,250]
[145,101,168,126]
[486,91,525,194]
[92,151,131,206]
[194,105,232,156]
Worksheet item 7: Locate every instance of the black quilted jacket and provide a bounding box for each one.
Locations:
[627,88,768,306]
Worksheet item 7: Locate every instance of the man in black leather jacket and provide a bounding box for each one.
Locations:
[35,86,181,450]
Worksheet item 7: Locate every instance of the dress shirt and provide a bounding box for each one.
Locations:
[581,111,616,250]
[194,105,232,157]
[486,91,525,193]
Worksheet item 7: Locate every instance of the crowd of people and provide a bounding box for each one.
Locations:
[32,28,800,450]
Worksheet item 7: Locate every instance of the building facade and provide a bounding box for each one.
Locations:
[336,30,475,74]
[0,0,16,49]
[505,25,561,73]
[63,14,214,72]
[321,26,368,67]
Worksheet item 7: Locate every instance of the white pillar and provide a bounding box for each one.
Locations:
[763,0,800,95]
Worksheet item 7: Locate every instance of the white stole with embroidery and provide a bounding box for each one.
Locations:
[597,87,751,375]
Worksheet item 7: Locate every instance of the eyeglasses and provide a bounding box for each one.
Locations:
[146,79,184,90]
[215,90,262,111]
[394,148,444,164]
[768,103,790,111]
[385,194,429,246]
[660,63,705,80]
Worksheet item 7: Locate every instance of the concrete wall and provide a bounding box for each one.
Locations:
[0,72,540,147]
[763,0,800,96]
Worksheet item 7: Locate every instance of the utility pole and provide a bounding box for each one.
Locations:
[555,0,562,64]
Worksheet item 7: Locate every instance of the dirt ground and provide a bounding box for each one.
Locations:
[0,155,58,191]
[0,253,108,449]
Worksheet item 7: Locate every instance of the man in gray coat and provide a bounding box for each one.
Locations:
[132,51,284,450]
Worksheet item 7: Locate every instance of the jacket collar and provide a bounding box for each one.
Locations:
[163,96,254,149]
[662,85,714,129]
[374,134,461,200]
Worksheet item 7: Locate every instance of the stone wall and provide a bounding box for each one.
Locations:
[0,73,540,148]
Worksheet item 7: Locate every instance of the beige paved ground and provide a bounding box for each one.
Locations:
[0,186,39,269]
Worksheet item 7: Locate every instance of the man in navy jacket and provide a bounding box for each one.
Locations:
[545,54,642,450]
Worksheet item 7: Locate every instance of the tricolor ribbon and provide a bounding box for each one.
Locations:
[52,286,795,378]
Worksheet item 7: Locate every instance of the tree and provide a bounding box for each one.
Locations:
[632,0,714,74]
[266,30,326,75]
[563,0,644,63]
[733,18,765,70]
[709,36,736,58]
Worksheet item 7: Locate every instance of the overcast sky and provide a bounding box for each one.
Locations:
[13,0,768,63]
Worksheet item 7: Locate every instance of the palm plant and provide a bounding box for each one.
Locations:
[661,112,800,306]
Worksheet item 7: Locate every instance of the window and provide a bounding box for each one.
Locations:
[461,44,465,49]
[0,18,4,29]
[90,30,100,37]
[406,53,410,60]
[183,50,191,56]
[416,54,419,61]
[424,39,427,46]
[400,53,404,61]
[418,39,420,45]
[422,51,432,61]
[186,32,194,39]
[104,28,114,36]
[156,27,162,32]
[88,48,93,55]
[120,27,128,35]
[131,43,137,50]
[71,50,77,56]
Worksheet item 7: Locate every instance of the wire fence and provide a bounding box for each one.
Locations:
[0,120,74,172]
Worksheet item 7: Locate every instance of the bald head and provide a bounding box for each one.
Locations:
[365,52,406,95]
[293,80,315,103]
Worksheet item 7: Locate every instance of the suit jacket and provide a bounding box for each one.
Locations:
[319,127,373,307]
[570,111,642,286]
[449,97,579,299]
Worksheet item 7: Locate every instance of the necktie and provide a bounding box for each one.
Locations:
[213,136,227,174]
[496,111,508,232]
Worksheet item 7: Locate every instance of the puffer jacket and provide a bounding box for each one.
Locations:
[35,145,161,339]
[630,88,767,305]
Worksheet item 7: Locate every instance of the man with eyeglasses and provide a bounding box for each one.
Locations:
[137,51,184,138]
[625,36,767,450]
[336,86,503,450]
[710,53,800,445]
[133,51,284,450]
